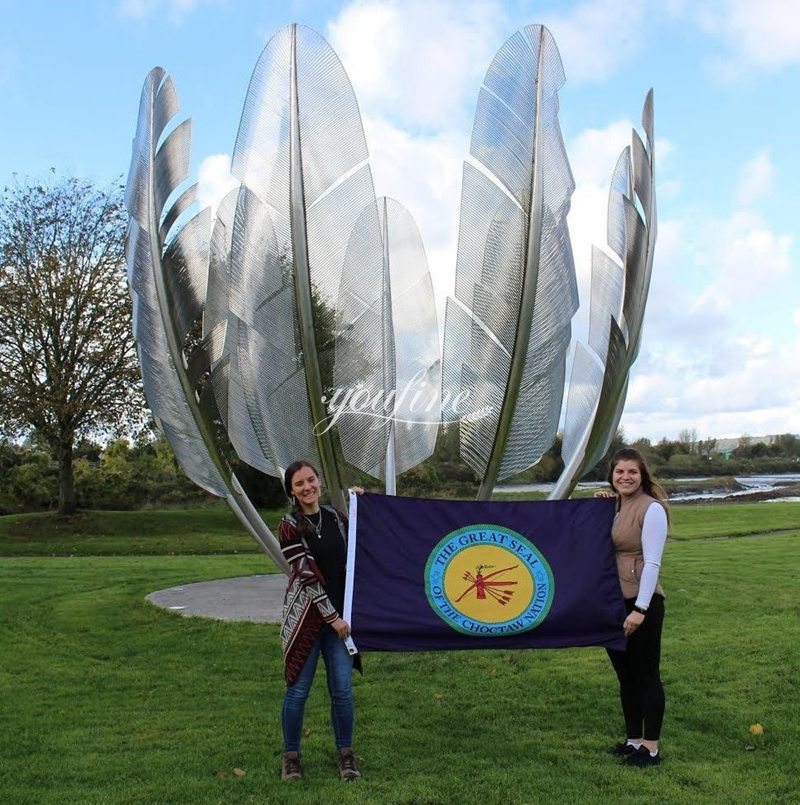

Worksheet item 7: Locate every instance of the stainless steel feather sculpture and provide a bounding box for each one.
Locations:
[441,24,579,500]
[228,23,380,511]
[203,187,283,479]
[549,90,657,500]
[334,197,440,493]
[124,67,288,571]
[126,22,657,536]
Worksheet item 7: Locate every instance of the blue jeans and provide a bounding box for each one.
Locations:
[282,625,354,752]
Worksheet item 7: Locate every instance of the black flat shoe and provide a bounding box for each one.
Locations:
[623,745,661,767]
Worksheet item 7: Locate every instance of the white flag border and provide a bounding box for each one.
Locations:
[343,489,358,655]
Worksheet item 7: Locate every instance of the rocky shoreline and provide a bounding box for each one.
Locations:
[667,479,800,504]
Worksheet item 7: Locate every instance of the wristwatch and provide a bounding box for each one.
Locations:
[633,605,647,615]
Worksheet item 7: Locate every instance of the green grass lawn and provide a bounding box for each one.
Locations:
[1,501,798,557]
[667,501,800,540]
[0,509,279,556]
[1,505,799,803]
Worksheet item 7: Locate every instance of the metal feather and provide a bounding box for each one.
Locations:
[124,67,288,571]
[203,187,282,478]
[550,90,657,499]
[334,197,440,492]
[441,24,578,499]
[229,24,379,510]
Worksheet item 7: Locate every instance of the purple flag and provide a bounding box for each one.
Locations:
[345,493,626,652]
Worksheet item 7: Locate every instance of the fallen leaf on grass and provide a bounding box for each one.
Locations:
[304,728,313,737]
[233,768,246,777]
[214,770,228,779]
[749,723,764,735]
[433,693,444,701]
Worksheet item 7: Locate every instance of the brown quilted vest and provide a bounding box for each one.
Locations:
[612,489,665,600]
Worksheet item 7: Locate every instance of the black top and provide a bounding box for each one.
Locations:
[303,507,347,615]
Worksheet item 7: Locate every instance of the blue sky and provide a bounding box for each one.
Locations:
[2,0,799,443]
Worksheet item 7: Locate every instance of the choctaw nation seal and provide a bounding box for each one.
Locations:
[424,524,554,636]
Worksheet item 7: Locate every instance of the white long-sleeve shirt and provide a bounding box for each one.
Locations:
[636,502,668,609]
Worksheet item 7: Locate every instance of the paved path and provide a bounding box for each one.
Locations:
[147,574,286,623]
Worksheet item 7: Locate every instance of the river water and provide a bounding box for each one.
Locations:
[668,474,800,502]
[495,473,800,503]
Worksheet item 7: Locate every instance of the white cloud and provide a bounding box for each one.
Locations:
[715,0,800,67]
[197,153,238,218]
[567,121,632,349]
[618,177,797,441]
[328,0,507,130]
[566,120,674,345]
[569,120,673,213]
[642,217,723,343]
[569,121,633,186]
[362,115,467,323]
[566,115,800,443]
[623,330,800,441]
[542,0,645,83]
[693,211,792,312]
[736,150,773,205]
[566,182,611,345]
[689,0,800,76]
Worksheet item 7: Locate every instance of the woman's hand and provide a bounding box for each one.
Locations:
[623,610,645,638]
[349,486,365,496]
[331,617,351,640]
[594,490,617,499]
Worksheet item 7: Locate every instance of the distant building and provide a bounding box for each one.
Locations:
[712,435,779,459]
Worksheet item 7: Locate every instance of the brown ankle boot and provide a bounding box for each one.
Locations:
[336,747,361,780]
[281,751,302,780]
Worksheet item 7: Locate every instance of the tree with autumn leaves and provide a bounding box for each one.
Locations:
[0,176,145,514]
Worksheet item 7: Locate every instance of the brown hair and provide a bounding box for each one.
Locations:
[607,447,670,518]
[283,460,322,539]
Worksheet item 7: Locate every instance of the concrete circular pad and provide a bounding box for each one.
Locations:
[147,574,286,623]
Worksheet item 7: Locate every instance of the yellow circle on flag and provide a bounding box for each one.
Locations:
[443,544,535,623]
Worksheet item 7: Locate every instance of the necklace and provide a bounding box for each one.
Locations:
[303,511,323,538]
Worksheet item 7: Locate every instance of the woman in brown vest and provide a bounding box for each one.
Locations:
[596,448,669,767]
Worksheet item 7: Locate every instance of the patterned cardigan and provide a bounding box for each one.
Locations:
[279,506,361,685]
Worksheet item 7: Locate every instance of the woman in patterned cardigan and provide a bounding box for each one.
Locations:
[279,459,363,782]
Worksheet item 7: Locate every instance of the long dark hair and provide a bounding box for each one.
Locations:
[283,459,322,539]
[607,447,670,518]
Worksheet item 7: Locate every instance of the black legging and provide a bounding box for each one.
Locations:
[606,594,665,741]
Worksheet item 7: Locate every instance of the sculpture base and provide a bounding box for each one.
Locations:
[147,574,284,623]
